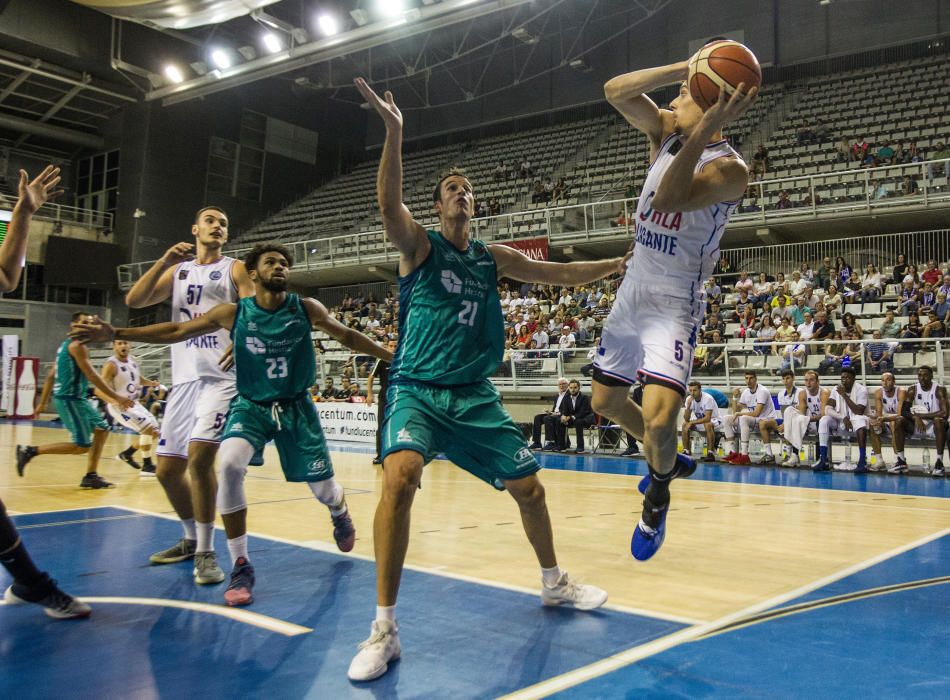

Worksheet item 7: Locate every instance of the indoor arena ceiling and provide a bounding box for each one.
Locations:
[0,0,674,154]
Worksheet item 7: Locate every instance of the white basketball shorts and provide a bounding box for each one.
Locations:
[107,402,159,434]
[156,378,237,459]
[593,281,703,395]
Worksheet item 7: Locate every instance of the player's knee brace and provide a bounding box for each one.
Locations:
[216,439,253,514]
[308,479,344,507]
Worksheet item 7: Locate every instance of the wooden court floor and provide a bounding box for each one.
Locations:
[5,421,950,626]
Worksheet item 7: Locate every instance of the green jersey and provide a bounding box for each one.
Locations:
[52,339,87,399]
[231,293,316,402]
[390,230,504,386]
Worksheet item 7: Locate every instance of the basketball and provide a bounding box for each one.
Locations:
[688,40,762,111]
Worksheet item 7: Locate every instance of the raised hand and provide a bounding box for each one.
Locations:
[161,242,195,267]
[18,166,64,214]
[702,83,758,131]
[354,77,403,132]
[69,316,116,344]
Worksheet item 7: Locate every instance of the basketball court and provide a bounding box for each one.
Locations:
[3,421,948,697]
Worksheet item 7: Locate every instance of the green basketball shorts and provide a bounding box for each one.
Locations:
[381,379,539,487]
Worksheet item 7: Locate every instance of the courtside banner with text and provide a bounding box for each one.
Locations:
[499,237,549,261]
[316,403,376,444]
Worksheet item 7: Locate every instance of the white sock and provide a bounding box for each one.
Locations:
[181,518,196,541]
[308,480,346,515]
[376,605,396,623]
[897,451,905,459]
[227,534,248,565]
[724,440,735,453]
[740,441,749,454]
[196,521,215,553]
[763,443,773,456]
[541,565,563,587]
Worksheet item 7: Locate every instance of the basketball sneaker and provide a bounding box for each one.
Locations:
[79,473,113,489]
[193,552,225,585]
[728,453,751,465]
[759,454,776,465]
[348,620,401,682]
[149,538,196,564]
[931,459,945,478]
[853,459,869,474]
[4,578,91,619]
[887,457,908,474]
[781,453,800,467]
[636,452,697,495]
[331,509,356,552]
[223,557,255,607]
[723,450,739,462]
[15,445,36,477]
[811,459,831,472]
[540,571,607,610]
[631,494,668,561]
[117,449,141,470]
[141,461,156,477]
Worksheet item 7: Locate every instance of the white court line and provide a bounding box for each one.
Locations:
[0,595,311,636]
[69,505,703,626]
[500,525,950,700]
[15,514,143,530]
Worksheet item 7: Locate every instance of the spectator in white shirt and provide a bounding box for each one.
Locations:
[797,311,816,340]
[509,290,525,312]
[861,263,883,302]
[522,290,539,309]
[790,270,810,297]
[575,309,596,343]
[532,327,549,350]
[558,326,576,356]
[734,271,754,295]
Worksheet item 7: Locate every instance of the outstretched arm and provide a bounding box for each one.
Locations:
[304,298,393,363]
[354,78,429,273]
[0,166,64,292]
[71,303,236,345]
[490,244,626,286]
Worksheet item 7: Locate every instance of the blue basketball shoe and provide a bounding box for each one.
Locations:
[636,452,697,495]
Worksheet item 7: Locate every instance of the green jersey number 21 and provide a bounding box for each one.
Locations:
[458,300,479,327]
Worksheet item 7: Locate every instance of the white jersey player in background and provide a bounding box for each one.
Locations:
[726,371,777,465]
[124,207,254,584]
[681,380,731,462]
[781,370,828,467]
[870,372,904,472]
[100,339,160,473]
[899,366,948,476]
[590,47,757,560]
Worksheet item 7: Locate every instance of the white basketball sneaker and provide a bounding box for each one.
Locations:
[541,571,607,610]
[348,620,401,681]
[781,452,800,467]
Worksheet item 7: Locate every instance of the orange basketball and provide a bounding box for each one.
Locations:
[688,40,762,111]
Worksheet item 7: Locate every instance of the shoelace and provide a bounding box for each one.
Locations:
[358,626,391,650]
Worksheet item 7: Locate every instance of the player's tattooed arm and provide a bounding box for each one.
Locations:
[303,297,394,363]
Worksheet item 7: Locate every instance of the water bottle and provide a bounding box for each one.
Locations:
[923,446,931,471]
[690,435,702,457]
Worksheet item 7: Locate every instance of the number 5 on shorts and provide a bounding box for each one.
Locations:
[674,340,684,361]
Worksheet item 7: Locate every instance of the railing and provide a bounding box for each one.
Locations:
[317,338,946,398]
[116,158,950,290]
[0,191,113,229]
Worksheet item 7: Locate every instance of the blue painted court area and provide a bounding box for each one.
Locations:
[556,535,950,699]
[0,507,682,699]
[538,451,950,498]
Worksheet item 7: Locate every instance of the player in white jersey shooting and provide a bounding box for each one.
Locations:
[100,339,161,473]
[124,206,254,584]
[590,50,756,560]
[899,366,948,476]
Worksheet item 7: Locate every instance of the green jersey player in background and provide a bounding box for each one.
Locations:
[351,77,628,682]
[72,243,392,607]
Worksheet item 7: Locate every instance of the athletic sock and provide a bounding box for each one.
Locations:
[858,447,867,462]
[0,510,46,588]
[121,446,136,457]
[818,445,829,461]
[541,565,563,587]
[896,451,905,460]
[227,534,248,565]
[376,605,396,623]
[181,518,197,541]
[739,441,749,454]
[142,457,154,468]
[195,521,214,553]
[763,443,773,456]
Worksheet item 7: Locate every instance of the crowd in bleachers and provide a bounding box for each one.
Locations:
[694,254,950,378]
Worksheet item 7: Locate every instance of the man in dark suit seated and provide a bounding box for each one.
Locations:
[555,379,596,454]
[529,377,570,451]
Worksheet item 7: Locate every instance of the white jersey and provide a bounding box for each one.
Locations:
[687,392,719,420]
[628,133,743,298]
[739,385,775,419]
[879,387,900,416]
[912,382,939,413]
[170,257,239,385]
[830,382,868,420]
[804,388,824,418]
[778,386,803,410]
[106,355,142,401]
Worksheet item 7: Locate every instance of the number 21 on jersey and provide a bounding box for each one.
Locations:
[458,300,479,327]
